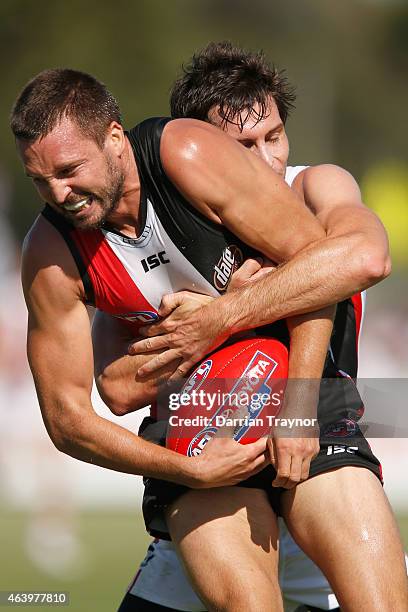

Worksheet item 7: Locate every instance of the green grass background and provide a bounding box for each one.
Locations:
[1,511,407,612]
[0,512,150,612]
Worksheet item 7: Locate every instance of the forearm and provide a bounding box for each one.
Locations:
[96,350,174,415]
[281,306,335,420]
[93,311,174,414]
[268,307,334,487]
[212,231,388,334]
[95,295,217,413]
[44,395,270,491]
[50,403,197,486]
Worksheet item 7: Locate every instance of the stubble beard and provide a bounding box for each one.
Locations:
[68,155,125,230]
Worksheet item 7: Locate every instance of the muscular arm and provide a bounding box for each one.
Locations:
[93,311,175,415]
[97,138,388,410]
[208,163,390,333]
[92,125,386,488]
[161,120,326,261]
[96,120,329,403]
[132,144,390,378]
[22,217,267,488]
[93,292,214,413]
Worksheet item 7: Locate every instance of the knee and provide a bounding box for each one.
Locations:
[206,576,280,612]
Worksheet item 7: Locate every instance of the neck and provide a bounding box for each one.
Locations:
[105,137,141,238]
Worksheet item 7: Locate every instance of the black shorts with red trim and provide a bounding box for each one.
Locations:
[140,414,382,540]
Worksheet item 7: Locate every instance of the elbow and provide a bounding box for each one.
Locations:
[46,414,82,455]
[378,253,392,280]
[105,396,138,417]
[52,434,72,455]
[358,251,392,288]
[96,373,144,416]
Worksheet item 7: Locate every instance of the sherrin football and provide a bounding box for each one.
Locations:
[166,336,288,457]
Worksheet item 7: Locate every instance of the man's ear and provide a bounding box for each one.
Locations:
[106,121,125,156]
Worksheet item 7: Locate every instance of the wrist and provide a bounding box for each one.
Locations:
[211,292,241,335]
[174,454,204,488]
[202,296,234,340]
[220,284,270,334]
[281,378,320,419]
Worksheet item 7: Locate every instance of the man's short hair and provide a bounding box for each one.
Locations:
[170,41,296,130]
[10,68,121,147]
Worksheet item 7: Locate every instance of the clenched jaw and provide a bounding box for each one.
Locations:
[63,197,91,212]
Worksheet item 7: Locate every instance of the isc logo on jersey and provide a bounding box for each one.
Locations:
[213,245,243,291]
[327,444,358,455]
[141,251,170,273]
[187,350,278,457]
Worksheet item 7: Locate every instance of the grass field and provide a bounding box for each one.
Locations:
[0,511,150,612]
[1,511,407,612]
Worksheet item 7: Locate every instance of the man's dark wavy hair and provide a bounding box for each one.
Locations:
[10,68,121,147]
[170,41,296,130]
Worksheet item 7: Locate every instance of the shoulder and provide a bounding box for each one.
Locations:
[22,213,84,306]
[162,117,224,141]
[293,164,363,213]
[128,117,224,158]
[301,164,361,194]
[160,118,244,168]
[159,119,256,204]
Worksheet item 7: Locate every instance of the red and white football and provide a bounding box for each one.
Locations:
[166,336,288,457]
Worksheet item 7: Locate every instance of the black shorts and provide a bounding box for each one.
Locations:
[118,593,182,611]
[118,593,340,612]
[140,410,382,540]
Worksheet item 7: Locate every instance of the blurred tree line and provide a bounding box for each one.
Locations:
[1,0,407,263]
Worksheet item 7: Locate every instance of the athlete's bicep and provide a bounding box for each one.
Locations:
[161,120,325,263]
[22,222,95,448]
[301,164,388,243]
[26,294,94,442]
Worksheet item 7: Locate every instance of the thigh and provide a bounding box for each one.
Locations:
[126,539,206,612]
[278,519,339,611]
[281,466,408,611]
[166,486,283,612]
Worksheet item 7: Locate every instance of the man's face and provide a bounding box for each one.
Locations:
[18,117,125,230]
[208,97,289,176]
